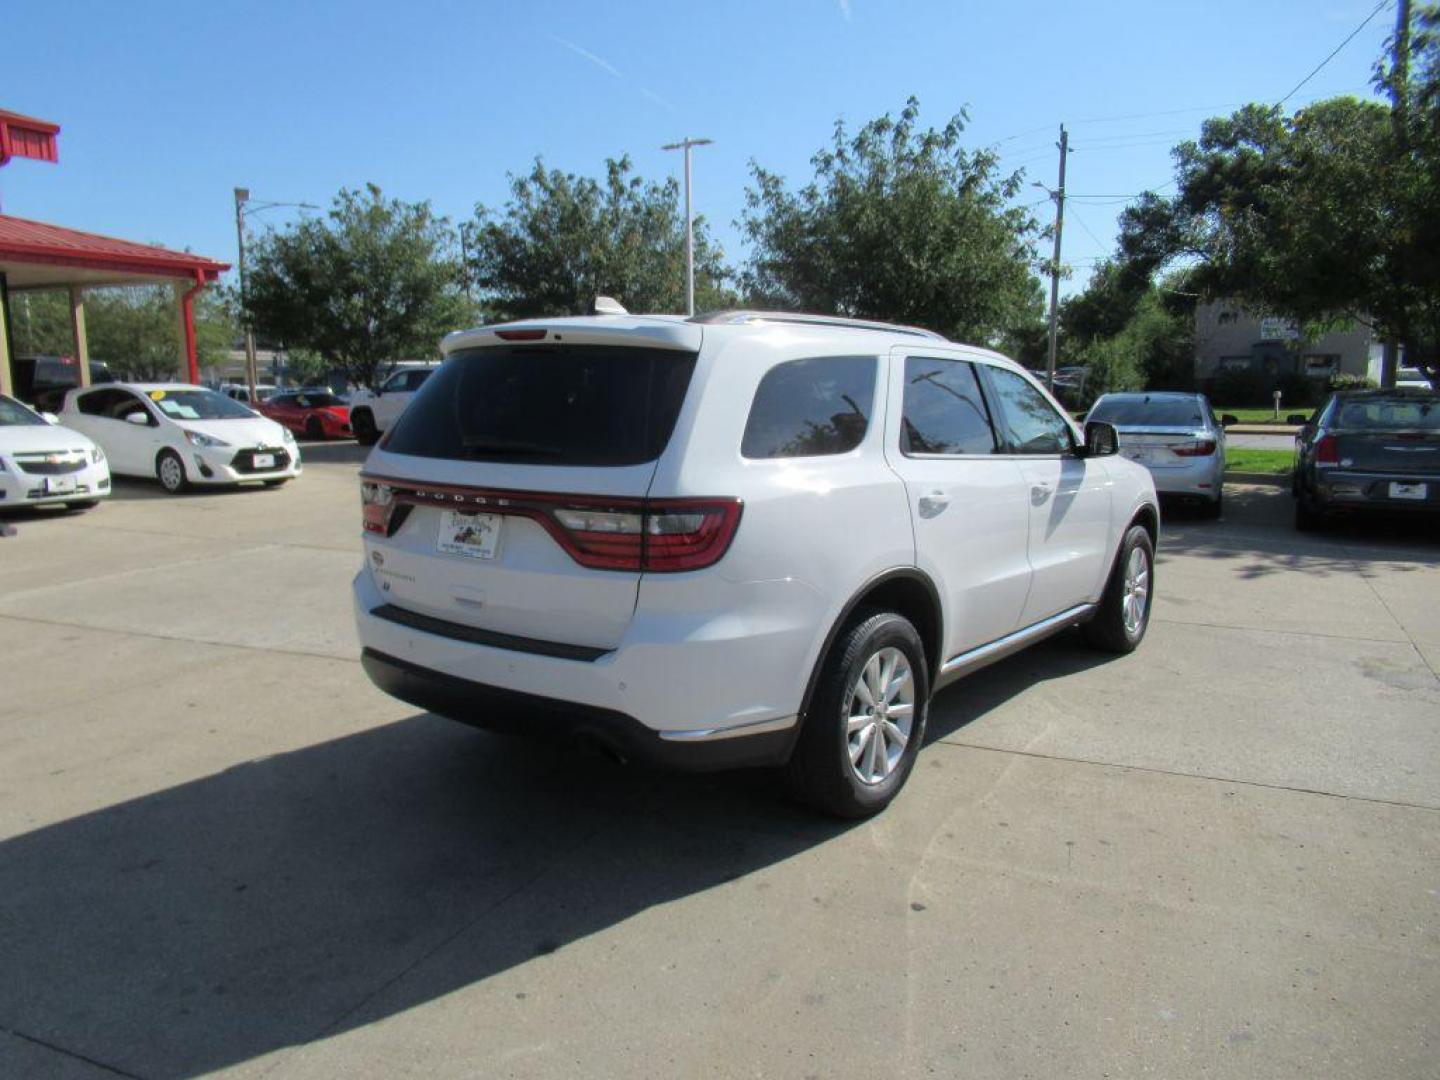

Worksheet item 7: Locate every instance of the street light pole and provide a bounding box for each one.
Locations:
[661,137,713,316]
[233,188,258,401]
[233,189,319,400]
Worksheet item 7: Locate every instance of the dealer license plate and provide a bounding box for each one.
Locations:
[437,511,501,560]
[252,453,276,470]
[45,475,77,495]
[1389,481,1428,500]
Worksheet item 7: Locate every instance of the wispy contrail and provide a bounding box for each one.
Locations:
[551,35,623,79]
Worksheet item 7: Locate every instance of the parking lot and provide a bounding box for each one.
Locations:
[1,455,1437,1079]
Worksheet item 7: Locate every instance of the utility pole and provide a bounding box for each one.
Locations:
[1044,125,1069,393]
[1381,0,1411,389]
[661,137,713,316]
[233,189,318,398]
[233,188,259,401]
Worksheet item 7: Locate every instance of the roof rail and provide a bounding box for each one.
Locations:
[690,310,948,342]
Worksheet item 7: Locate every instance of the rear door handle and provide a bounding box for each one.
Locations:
[918,491,950,515]
[1031,483,1053,501]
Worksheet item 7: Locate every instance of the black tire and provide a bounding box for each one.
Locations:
[65,500,100,511]
[352,409,379,446]
[786,611,930,819]
[304,416,324,440]
[1082,523,1154,654]
[156,449,189,494]
[1201,490,1223,520]
[1294,490,1322,532]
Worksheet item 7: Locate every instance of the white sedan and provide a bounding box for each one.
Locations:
[60,383,301,494]
[0,393,111,511]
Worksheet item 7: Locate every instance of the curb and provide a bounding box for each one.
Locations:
[1225,424,1300,435]
[1224,471,1290,487]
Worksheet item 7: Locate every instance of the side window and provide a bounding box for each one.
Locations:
[741,355,877,459]
[901,356,997,455]
[78,388,124,416]
[111,393,156,425]
[983,367,1075,455]
[382,371,409,393]
[406,369,433,391]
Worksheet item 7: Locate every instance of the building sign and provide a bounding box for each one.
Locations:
[1259,317,1300,342]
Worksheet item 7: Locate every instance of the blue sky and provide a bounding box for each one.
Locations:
[2,0,1394,300]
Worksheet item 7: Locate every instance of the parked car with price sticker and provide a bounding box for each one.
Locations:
[60,383,300,494]
[1293,388,1440,530]
[353,305,1158,818]
[0,393,110,512]
[1085,392,1226,518]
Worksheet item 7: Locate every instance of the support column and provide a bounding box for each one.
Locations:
[0,273,13,398]
[69,286,91,388]
[176,277,202,384]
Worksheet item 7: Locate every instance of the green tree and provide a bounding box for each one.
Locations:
[245,185,469,390]
[464,156,733,319]
[8,284,236,380]
[740,98,1045,344]
[1115,4,1440,387]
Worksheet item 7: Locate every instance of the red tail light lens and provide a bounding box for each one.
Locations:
[361,480,394,534]
[1173,439,1218,457]
[360,476,742,571]
[1315,435,1339,466]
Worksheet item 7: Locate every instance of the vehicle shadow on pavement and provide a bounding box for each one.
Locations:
[923,630,1114,745]
[0,715,851,1079]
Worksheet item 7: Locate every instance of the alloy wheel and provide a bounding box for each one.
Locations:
[846,646,915,785]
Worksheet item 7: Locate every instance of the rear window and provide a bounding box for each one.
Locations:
[384,345,697,466]
[741,356,876,459]
[1333,396,1440,431]
[1088,396,1205,427]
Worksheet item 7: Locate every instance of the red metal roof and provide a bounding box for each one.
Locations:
[0,214,229,281]
[0,109,60,164]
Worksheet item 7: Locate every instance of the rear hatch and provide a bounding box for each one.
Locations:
[360,327,702,652]
[1090,397,1217,470]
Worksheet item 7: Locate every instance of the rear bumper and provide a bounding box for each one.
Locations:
[360,647,797,770]
[1312,470,1440,514]
[1143,456,1224,498]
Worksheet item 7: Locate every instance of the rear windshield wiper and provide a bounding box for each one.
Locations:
[460,437,564,456]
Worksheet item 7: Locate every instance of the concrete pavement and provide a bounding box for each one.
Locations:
[0,464,1436,1079]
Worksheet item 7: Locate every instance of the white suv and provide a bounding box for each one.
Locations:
[348,363,437,445]
[353,311,1159,816]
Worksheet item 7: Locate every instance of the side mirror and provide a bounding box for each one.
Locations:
[1286,413,1308,425]
[125,411,150,426]
[1083,420,1119,457]
[1220,413,1239,427]
[40,412,60,424]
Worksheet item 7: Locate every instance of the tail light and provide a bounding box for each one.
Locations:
[1315,435,1339,467]
[1173,439,1217,457]
[360,476,742,572]
[361,480,395,534]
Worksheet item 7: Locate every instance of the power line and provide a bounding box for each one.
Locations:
[1278,0,1390,105]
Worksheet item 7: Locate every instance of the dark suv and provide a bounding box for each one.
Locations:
[13,356,116,412]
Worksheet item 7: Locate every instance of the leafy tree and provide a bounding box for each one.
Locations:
[1115,5,1440,387]
[464,156,733,319]
[245,185,469,390]
[8,284,236,380]
[740,98,1045,344]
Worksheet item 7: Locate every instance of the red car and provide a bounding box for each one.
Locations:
[258,390,352,440]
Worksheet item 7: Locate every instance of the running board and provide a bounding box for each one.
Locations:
[935,604,1096,690]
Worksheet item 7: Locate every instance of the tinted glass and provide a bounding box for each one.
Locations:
[984,367,1074,454]
[741,356,876,459]
[270,394,296,407]
[296,393,342,407]
[1334,396,1440,431]
[150,390,256,421]
[77,388,130,417]
[0,395,45,426]
[385,345,697,466]
[901,357,996,455]
[1088,396,1206,427]
[406,370,433,391]
[381,371,410,392]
